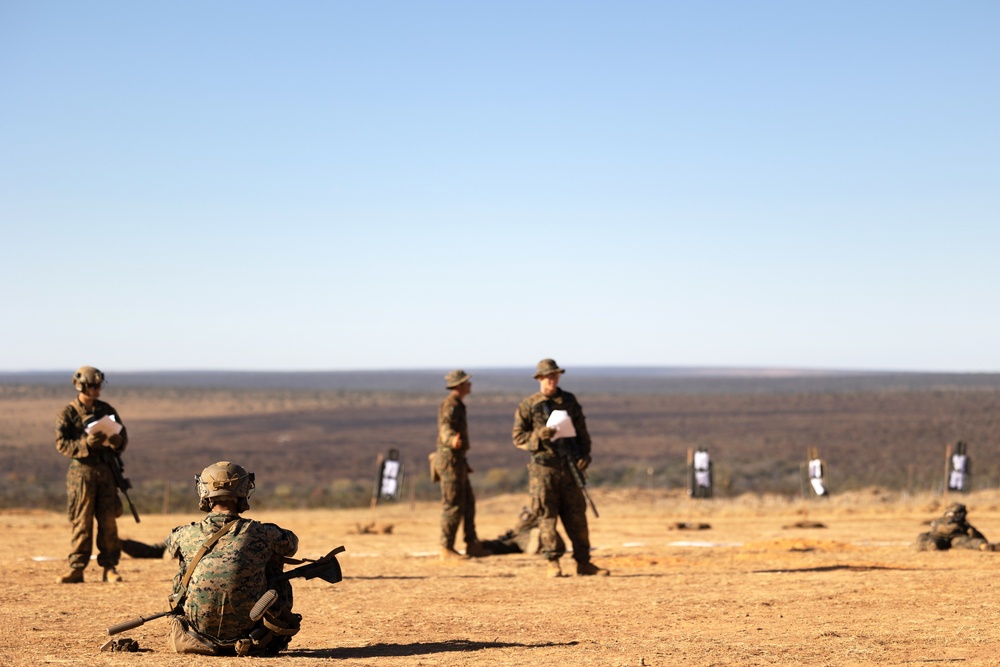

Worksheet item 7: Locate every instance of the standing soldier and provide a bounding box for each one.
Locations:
[55,365,128,583]
[434,370,486,559]
[513,359,609,577]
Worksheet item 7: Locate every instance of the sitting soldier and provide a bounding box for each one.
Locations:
[163,461,302,655]
[916,502,994,551]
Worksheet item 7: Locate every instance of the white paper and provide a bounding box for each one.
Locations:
[545,410,576,440]
[380,460,401,497]
[810,478,827,496]
[85,414,122,437]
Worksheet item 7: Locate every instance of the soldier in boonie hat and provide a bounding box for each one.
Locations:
[513,358,609,577]
[433,370,486,560]
[444,369,471,388]
[533,359,565,379]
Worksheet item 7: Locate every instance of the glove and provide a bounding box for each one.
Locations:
[576,456,591,472]
[539,427,557,440]
[108,434,124,451]
[86,432,107,448]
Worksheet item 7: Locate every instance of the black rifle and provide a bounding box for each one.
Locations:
[552,439,600,518]
[106,545,346,636]
[105,450,140,523]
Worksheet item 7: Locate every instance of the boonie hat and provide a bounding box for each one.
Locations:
[445,370,471,388]
[533,358,566,379]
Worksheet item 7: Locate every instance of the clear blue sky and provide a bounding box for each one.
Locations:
[2,2,997,373]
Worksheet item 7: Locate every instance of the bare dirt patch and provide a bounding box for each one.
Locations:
[5,490,1000,666]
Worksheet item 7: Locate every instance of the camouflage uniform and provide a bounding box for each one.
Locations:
[512,387,593,565]
[916,503,991,551]
[479,506,566,556]
[55,397,128,571]
[163,512,299,651]
[435,393,479,549]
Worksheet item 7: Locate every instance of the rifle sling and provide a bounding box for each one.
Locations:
[179,519,242,596]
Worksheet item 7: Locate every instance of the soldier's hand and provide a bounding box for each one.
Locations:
[576,456,591,472]
[450,434,463,449]
[108,434,124,450]
[86,432,107,448]
[539,427,557,440]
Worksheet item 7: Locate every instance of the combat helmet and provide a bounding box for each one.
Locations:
[72,366,105,391]
[944,503,967,522]
[196,461,255,512]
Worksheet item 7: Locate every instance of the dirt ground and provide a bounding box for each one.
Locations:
[5,489,1000,666]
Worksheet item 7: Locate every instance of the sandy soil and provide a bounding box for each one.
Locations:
[4,489,1000,667]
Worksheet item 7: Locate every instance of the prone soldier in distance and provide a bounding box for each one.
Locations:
[916,503,996,551]
[55,366,129,583]
[478,506,567,556]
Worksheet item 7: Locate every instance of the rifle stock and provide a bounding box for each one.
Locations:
[279,545,346,584]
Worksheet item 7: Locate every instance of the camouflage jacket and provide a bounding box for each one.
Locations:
[437,394,469,454]
[512,388,591,466]
[164,512,298,643]
[930,518,987,541]
[55,397,128,465]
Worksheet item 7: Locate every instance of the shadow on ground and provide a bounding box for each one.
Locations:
[752,564,919,574]
[286,639,578,659]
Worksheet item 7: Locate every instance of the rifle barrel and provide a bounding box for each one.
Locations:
[107,610,175,636]
[561,448,600,518]
[107,452,141,523]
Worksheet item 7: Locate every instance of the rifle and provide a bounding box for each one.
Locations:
[552,439,600,518]
[106,450,140,523]
[106,545,346,636]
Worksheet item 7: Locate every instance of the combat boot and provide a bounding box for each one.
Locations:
[464,541,489,558]
[440,547,468,561]
[547,559,564,578]
[103,567,124,583]
[576,561,610,577]
[57,568,84,584]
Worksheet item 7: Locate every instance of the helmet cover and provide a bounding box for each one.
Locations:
[196,461,255,512]
[72,366,105,391]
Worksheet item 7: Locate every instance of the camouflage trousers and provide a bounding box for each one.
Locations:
[435,450,477,549]
[916,532,989,551]
[66,461,122,569]
[528,461,590,563]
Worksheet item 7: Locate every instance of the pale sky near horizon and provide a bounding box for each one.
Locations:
[2,2,998,373]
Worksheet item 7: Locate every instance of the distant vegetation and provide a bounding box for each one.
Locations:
[3,370,1000,512]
